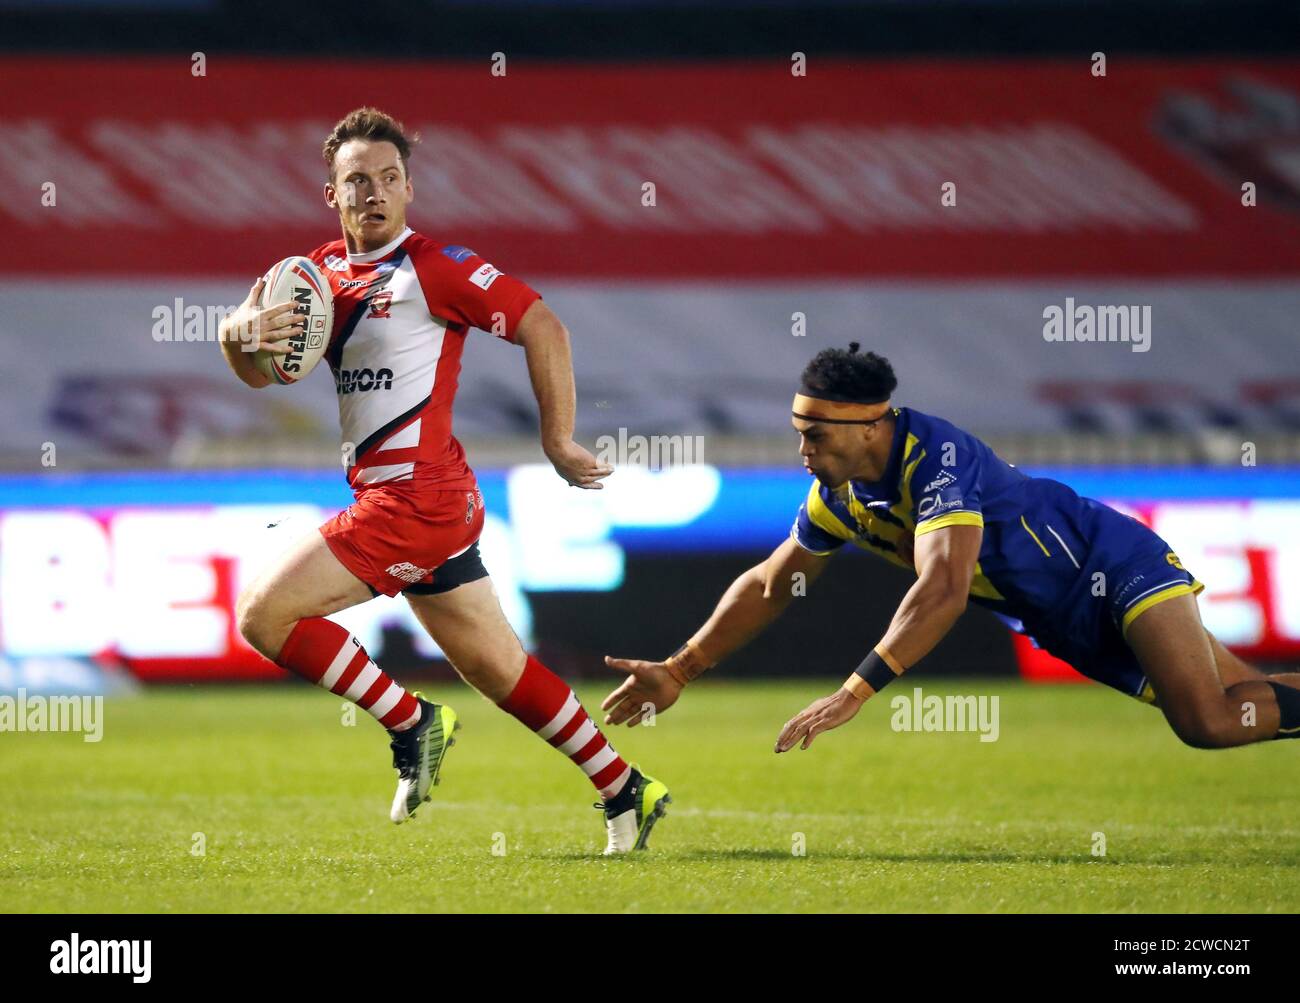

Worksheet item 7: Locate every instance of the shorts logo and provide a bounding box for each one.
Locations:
[386,562,430,584]
[368,290,394,318]
[923,471,956,492]
[468,263,503,290]
[465,491,476,524]
[324,254,349,271]
[1166,552,1185,570]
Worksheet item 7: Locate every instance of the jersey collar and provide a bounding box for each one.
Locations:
[347,226,413,264]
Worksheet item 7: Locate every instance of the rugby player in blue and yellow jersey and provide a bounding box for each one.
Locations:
[602,344,1300,753]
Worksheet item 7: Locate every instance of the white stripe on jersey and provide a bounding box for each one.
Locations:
[334,252,447,479]
[354,462,416,485]
[382,418,422,451]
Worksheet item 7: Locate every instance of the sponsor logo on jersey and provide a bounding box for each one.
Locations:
[386,562,430,584]
[324,254,349,271]
[917,493,963,519]
[338,278,369,288]
[441,245,475,263]
[335,367,395,394]
[374,260,398,274]
[468,263,503,290]
[1113,573,1147,607]
[923,470,957,492]
[368,290,394,318]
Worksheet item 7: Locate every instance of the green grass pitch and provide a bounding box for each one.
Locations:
[2,679,1296,913]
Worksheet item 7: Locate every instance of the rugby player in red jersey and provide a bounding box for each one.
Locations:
[217,108,669,854]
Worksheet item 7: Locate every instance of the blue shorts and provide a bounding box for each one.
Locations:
[1011,504,1203,702]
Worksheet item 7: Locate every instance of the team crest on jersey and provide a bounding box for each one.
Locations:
[324,254,349,271]
[386,562,430,584]
[442,245,475,263]
[368,290,394,318]
[468,263,503,290]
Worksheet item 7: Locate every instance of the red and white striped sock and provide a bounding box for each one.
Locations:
[276,617,421,731]
[499,654,632,799]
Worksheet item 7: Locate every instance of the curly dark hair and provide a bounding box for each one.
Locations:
[799,342,897,403]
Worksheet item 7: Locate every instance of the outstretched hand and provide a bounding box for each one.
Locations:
[600,655,683,727]
[774,688,864,753]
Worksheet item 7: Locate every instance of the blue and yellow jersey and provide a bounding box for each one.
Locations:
[791,406,1202,688]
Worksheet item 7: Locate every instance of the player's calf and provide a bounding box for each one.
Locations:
[1162,689,1258,749]
[233,531,445,819]
[408,577,672,851]
[235,549,424,730]
[500,654,634,798]
[1128,595,1300,748]
[497,658,671,852]
[275,616,459,822]
[1160,679,1300,749]
[276,617,422,731]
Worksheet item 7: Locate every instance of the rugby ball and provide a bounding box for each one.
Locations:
[252,256,333,384]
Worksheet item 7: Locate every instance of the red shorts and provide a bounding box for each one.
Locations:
[319,481,486,598]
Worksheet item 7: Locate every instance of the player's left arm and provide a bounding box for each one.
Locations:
[514,299,613,489]
[413,240,612,489]
[774,523,983,753]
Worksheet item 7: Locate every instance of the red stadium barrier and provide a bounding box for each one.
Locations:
[4,57,1300,279]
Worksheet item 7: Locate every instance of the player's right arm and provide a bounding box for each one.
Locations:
[601,536,832,726]
[217,276,305,389]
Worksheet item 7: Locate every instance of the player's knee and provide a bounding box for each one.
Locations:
[235,588,279,657]
[1168,702,1237,750]
[451,645,526,701]
[466,647,523,682]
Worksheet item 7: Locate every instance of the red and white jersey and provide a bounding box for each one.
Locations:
[307,227,541,492]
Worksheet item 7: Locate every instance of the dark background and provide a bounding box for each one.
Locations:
[4,1,1295,58]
